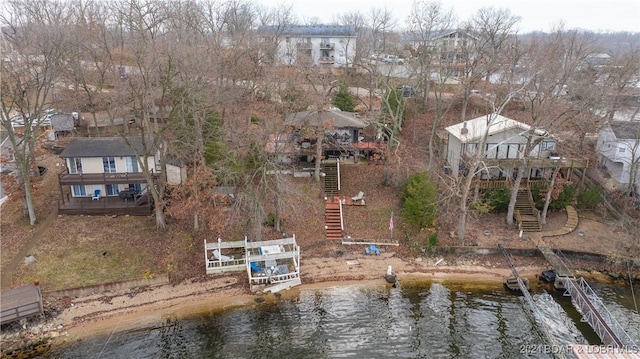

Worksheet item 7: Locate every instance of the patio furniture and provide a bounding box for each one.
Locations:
[119,189,137,200]
[351,191,365,201]
[92,189,101,200]
[212,249,233,261]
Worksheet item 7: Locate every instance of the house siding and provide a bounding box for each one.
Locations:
[597,125,640,189]
[448,127,551,174]
[64,156,156,198]
[260,26,356,68]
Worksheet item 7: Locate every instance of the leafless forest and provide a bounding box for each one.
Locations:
[1,0,639,242]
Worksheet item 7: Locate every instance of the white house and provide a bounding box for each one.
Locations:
[409,30,477,78]
[258,25,356,68]
[445,115,556,178]
[57,137,160,215]
[596,121,640,192]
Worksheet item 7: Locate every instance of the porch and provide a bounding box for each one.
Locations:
[58,169,152,186]
[58,195,153,215]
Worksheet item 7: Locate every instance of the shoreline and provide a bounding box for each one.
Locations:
[1,251,634,356]
[53,261,543,344]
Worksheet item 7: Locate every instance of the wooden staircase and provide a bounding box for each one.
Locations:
[323,160,339,196]
[515,187,542,232]
[324,198,343,240]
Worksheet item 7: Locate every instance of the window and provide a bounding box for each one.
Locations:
[69,158,82,174]
[125,156,139,172]
[72,185,86,196]
[105,184,119,196]
[618,147,626,153]
[541,141,556,151]
[103,157,116,173]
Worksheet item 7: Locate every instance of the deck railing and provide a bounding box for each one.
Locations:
[58,168,156,185]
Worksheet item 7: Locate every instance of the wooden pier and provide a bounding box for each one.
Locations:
[0,284,43,325]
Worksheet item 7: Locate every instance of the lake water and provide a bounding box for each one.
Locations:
[46,280,639,358]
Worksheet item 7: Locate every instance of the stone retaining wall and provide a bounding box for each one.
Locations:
[43,274,169,298]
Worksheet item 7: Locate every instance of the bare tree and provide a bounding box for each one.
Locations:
[600,45,640,122]
[457,94,517,243]
[406,0,455,170]
[0,0,73,224]
[458,7,520,121]
[337,11,368,67]
[505,27,595,226]
[110,0,172,228]
[369,7,398,57]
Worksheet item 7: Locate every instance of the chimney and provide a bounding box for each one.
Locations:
[460,121,468,135]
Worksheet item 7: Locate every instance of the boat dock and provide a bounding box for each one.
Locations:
[204,236,301,293]
[535,244,638,351]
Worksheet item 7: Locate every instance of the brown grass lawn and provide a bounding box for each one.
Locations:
[1,154,186,292]
[1,155,409,292]
[3,135,638,293]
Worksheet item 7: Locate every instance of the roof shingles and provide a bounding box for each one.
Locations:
[59,137,153,158]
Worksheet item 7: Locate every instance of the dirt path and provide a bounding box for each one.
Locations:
[1,207,58,290]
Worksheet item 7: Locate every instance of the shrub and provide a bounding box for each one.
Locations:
[578,185,603,209]
[532,183,575,209]
[428,233,437,246]
[470,200,494,214]
[331,83,356,112]
[484,188,510,211]
[401,172,438,229]
[550,184,575,209]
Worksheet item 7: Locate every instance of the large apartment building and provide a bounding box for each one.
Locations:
[258,25,357,68]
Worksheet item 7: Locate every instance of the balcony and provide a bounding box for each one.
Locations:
[319,56,335,64]
[58,168,157,186]
[320,42,335,50]
[58,195,153,215]
[297,42,312,49]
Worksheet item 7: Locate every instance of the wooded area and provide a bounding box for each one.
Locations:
[1,0,638,243]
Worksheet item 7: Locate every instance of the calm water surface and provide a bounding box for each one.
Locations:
[47,280,639,358]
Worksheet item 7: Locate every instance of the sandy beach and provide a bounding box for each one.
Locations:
[48,252,546,345]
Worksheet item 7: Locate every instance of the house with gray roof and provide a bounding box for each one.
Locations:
[444,114,588,180]
[56,137,160,215]
[596,121,640,193]
[258,25,356,67]
[279,109,373,162]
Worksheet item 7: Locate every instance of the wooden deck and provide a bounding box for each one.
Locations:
[204,236,301,293]
[0,285,43,325]
[58,170,153,185]
[204,239,247,274]
[58,195,153,215]
[476,157,589,169]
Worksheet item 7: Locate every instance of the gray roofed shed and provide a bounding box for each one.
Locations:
[50,113,76,132]
[59,137,155,158]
